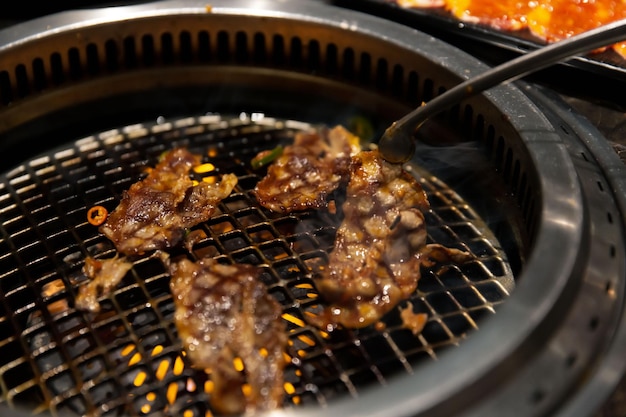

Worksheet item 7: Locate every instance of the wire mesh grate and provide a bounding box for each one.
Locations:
[0,114,514,416]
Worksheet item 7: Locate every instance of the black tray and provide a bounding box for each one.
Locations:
[331,0,626,109]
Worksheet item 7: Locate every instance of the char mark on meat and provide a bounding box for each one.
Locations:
[253,125,361,213]
[99,147,237,256]
[310,150,471,330]
[169,258,288,415]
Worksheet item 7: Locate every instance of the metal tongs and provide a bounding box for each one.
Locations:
[378,18,626,164]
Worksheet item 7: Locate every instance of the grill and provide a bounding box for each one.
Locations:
[0,1,625,417]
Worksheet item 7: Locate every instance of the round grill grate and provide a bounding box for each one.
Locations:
[1,1,625,417]
[0,114,513,416]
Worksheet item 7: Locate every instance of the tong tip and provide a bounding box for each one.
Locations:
[377,123,416,164]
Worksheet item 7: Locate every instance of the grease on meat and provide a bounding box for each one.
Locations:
[169,258,288,415]
[75,256,133,313]
[399,301,428,335]
[253,125,361,213]
[310,150,471,330]
[99,147,237,256]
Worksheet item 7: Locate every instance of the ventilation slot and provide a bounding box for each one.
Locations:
[0,25,541,245]
[342,48,356,80]
[0,28,466,110]
[252,33,267,64]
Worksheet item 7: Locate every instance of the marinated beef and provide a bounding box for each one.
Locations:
[253,125,360,213]
[169,258,288,414]
[99,147,237,256]
[75,256,133,313]
[310,150,471,330]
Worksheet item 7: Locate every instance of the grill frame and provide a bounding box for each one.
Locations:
[0,1,623,416]
[9,114,515,417]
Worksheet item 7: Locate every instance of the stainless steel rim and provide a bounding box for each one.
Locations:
[1,2,618,417]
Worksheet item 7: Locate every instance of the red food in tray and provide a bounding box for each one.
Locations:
[393,0,626,58]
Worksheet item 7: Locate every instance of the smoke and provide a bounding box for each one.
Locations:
[409,139,527,275]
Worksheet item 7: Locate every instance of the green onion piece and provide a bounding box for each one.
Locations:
[251,145,283,169]
[347,115,374,142]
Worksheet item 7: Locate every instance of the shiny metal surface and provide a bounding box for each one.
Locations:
[0,1,623,417]
[377,17,626,164]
